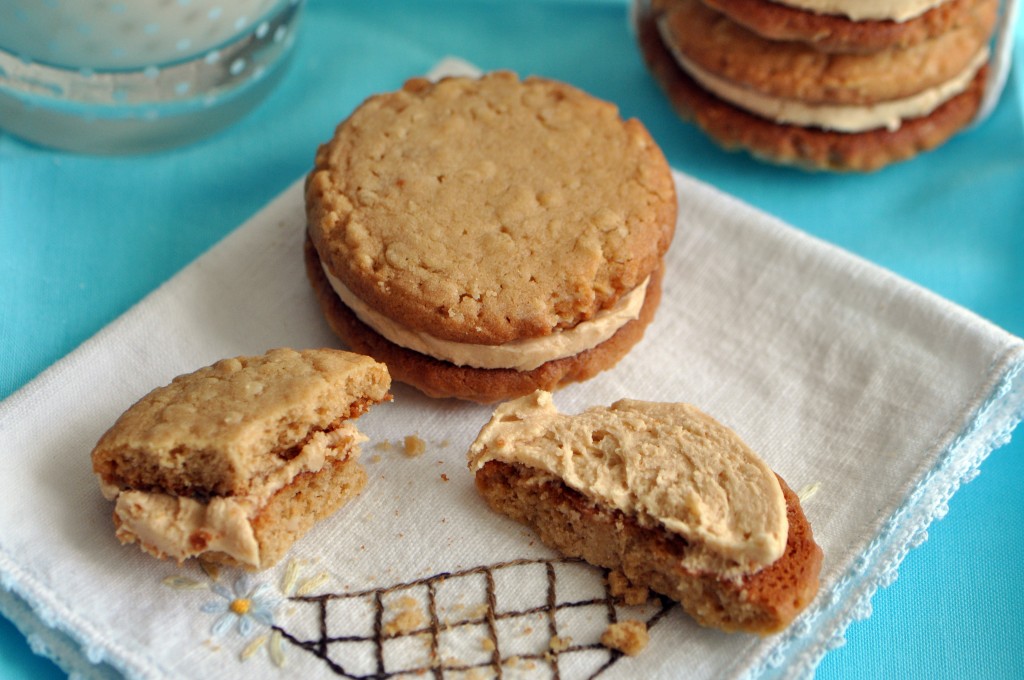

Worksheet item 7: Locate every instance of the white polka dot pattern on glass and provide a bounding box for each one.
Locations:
[0,0,304,152]
[0,0,282,69]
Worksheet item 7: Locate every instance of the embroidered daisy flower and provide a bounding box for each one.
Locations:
[201,574,280,638]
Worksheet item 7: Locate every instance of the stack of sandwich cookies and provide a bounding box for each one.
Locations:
[635,0,998,171]
[468,391,822,634]
[91,348,391,570]
[305,71,677,403]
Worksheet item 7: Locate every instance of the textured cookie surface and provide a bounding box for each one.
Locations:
[305,234,665,403]
[93,347,391,498]
[636,0,986,170]
[659,0,995,105]
[699,0,989,53]
[306,71,676,346]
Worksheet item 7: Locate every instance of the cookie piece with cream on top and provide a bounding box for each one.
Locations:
[468,390,823,634]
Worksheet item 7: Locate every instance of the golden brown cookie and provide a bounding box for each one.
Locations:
[635,0,988,170]
[92,348,391,570]
[660,0,995,105]
[700,0,991,54]
[305,72,676,401]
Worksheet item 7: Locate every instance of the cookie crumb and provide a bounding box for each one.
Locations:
[549,635,572,652]
[383,595,424,636]
[480,637,496,652]
[403,435,426,457]
[607,569,649,606]
[600,619,648,656]
[441,473,450,482]
[374,439,394,452]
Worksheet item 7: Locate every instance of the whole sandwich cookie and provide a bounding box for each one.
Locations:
[305,72,676,402]
[635,0,995,171]
[92,348,391,570]
[468,391,823,634]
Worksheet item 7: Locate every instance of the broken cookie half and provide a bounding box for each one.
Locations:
[92,348,391,570]
[467,390,821,634]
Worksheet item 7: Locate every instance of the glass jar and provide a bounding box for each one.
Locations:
[0,0,304,153]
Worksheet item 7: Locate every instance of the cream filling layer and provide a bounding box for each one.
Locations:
[671,46,988,133]
[766,0,947,22]
[106,424,363,569]
[468,391,789,577]
[322,264,649,372]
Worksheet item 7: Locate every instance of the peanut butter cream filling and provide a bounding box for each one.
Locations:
[322,262,649,371]
[104,424,363,569]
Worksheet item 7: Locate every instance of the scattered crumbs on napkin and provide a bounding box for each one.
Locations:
[601,619,650,656]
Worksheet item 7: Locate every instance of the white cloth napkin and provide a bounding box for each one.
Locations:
[1,95,1023,680]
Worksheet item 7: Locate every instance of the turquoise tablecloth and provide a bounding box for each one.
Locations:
[1,1,1022,678]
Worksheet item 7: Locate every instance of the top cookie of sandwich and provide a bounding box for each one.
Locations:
[92,348,391,499]
[306,71,676,346]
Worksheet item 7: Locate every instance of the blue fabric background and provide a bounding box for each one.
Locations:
[1,1,1021,677]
